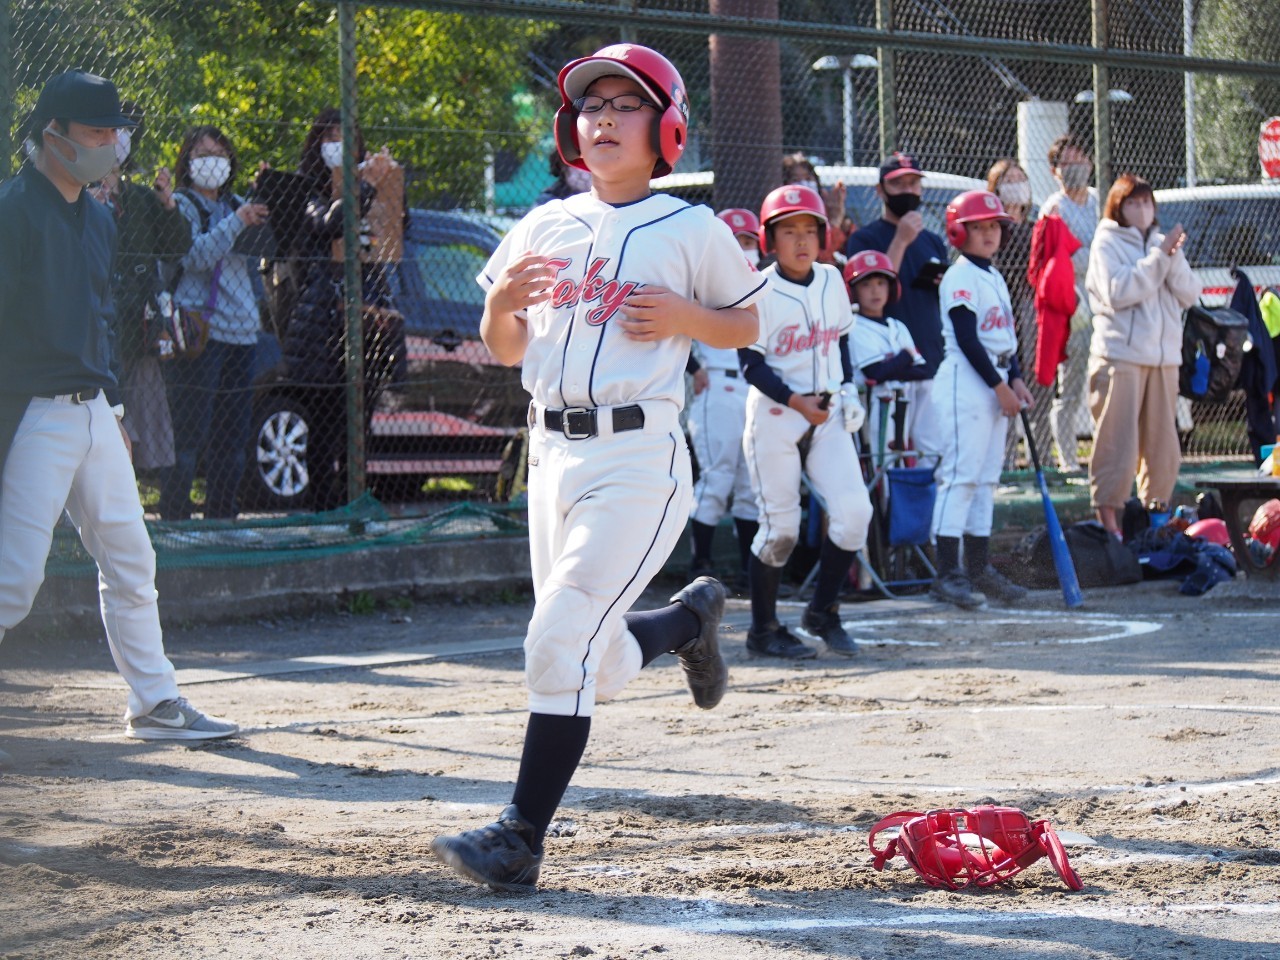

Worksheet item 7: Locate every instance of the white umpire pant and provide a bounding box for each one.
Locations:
[744,390,872,568]
[688,370,757,526]
[931,359,1010,539]
[0,393,179,721]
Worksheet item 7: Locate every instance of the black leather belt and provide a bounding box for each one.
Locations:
[543,404,646,439]
[713,368,739,379]
[995,351,1014,369]
[36,388,101,403]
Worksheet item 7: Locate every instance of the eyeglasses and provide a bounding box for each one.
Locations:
[573,94,658,114]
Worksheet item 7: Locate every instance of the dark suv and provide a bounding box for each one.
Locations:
[245,210,528,508]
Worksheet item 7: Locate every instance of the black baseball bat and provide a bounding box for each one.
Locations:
[1021,409,1083,608]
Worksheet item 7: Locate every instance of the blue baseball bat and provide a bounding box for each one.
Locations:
[1021,410,1084,608]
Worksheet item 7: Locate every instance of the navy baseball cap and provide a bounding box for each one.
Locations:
[32,70,137,129]
[879,151,923,183]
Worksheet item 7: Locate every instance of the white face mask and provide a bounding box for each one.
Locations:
[997,180,1031,208]
[320,140,343,170]
[113,129,132,167]
[793,179,819,193]
[189,154,231,190]
[742,247,760,267]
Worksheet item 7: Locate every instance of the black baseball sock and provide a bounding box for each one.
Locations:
[690,520,716,570]
[810,538,857,612]
[935,535,961,578]
[626,603,701,666]
[749,554,782,630]
[510,712,592,849]
[733,518,759,577]
[964,534,990,577]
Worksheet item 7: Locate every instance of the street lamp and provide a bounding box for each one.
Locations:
[812,54,880,167]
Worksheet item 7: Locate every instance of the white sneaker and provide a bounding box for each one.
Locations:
[125,697,239,741]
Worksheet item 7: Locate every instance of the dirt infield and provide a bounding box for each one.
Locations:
[2,579,1278,959]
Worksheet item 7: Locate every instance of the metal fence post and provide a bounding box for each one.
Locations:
[1092,0,1112,194]
[0,0,12,180]
[338,0,366,505]
[876,0,897,156]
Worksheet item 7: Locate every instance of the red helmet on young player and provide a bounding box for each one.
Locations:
[758,184,827,255]
[717,207,760,240]
[945,189,1012,248]
[554,44,689,178]
[842,249,902,301]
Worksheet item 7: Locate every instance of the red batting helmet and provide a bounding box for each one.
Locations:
[758,184,827,255]
[843,249,902,301]
[555,44,689,178]
[945,189,1012,248]
[717,207,760,240]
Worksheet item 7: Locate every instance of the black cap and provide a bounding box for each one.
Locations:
[32,70,137,129]
[879,151,923,183]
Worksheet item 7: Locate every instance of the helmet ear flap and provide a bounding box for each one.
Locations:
[947,220,968,248]
[554,104,585,170]
[652,104,686,177]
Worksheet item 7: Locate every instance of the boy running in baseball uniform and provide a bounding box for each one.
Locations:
[686,209,762,585]
[430,45,765,892]
[741,185,872,660]
[845,250,929,459]
[932,191,1035,608]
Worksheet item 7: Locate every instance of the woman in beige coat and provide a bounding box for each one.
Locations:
[1085,173,1200,539]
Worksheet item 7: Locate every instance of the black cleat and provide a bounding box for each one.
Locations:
[800,605,858,657]
[746,620,817,659]
[930,571,988,610]
[669,576,730,709]
[430,805,543,892]
[970,565,1028,604]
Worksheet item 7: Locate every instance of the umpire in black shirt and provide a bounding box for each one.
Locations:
[0,70,236,741]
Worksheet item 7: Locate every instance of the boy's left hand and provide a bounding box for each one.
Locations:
[617,285,692,341]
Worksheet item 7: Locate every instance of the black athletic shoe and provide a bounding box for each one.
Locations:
[930,571,988,610]
[430,805,543,892]
[746,620,817,659]
[800,605,858,657]
[970,565,1028,604]
[669,576,730,709]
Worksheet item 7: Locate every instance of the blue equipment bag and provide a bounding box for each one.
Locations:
[887,467,936,546]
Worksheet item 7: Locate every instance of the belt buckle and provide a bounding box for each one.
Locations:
[560,406,595,440]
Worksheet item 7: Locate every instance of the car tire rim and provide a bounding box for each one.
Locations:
[256,408,310,499]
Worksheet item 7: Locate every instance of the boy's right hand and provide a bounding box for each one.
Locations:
[994,381,1021,417]
[488,252,554,316]
[789,392,831,426]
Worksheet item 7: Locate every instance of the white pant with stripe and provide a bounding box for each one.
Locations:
[931,358,1010,539]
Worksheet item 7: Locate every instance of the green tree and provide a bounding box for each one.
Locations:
[1194,0,1280,183]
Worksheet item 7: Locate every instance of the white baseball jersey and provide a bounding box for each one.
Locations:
[938,255,1018,380]
[849,310,920,398]
[477,191,765,718]
[744,263,870,568]
[932,255,1018,539]
[479,192,766,411]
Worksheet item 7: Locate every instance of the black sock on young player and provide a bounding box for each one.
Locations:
[627,603,702,666]
[510,712,592,849]
[963,534,990,577]
[733,518,759,578]
[809,538,857,612]
[690,520,716,571]
[749,554,782,629]
[936,535,961,577]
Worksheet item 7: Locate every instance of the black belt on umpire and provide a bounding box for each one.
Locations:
[34,388,101,403]
[540,404,646,440]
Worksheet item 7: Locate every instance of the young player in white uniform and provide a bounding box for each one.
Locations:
[430,45,765,893]
[845,250,930,459]
[686,209,761,583]
[932,191,1035,608]
[741,185,872,659]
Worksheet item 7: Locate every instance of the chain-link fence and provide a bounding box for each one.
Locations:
[9,0,1279,525]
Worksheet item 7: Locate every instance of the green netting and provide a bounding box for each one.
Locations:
[45,493,528,578]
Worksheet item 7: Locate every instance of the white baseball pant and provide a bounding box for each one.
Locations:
[688,369,757,526]
[931,359,1010,538]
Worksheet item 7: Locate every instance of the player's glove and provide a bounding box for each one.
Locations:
[839,383,866,434]
[868,805,1083,891]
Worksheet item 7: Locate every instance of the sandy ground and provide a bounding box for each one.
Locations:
[1,577,1279,960]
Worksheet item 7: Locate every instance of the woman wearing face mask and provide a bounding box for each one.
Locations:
[986,158,1049,469]
[782,152,852,265]
[158,125,269,521]
[282,107,403,510]
[90,101,192,478]
[1084,173,1198,540]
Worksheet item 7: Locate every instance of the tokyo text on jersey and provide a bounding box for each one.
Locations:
[938,256,1017,378]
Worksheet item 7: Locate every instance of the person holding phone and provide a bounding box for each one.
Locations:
[1084,173,1198,540]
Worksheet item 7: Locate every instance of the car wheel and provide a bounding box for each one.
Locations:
[246,395,313,509]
